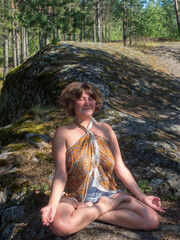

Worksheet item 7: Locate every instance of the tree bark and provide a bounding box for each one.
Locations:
[97,0,102,42]
[69,4,72,40]
[39,31,43,50]
[83,0,86,41]
[21,27,26,62]
[129,1,133,46]
[12,23,17,68]
[57,29,61,41]
[33,31,36,54]
[25,30,29,58]
[93,1,96,42]
[174,0,180,35]
[105,5,108,42]
[9,32,11,50]
[12,1,17,68]
[16,26,21,65]
[101,1,103,41]
[123,0,127,46]
[3,32,9,82]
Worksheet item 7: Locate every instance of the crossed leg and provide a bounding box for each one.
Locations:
[50,193,159,237]
[97,193,160,230]
[50,193,130,236]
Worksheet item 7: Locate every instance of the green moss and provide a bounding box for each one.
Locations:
[44,155,53,163]
[0,115,53,146]
[32,137,43,143]
[35,152,44,159]
[35,152,53,163]
[4,142,30,152]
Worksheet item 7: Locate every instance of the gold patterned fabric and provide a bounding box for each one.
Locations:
[64,118,117,202]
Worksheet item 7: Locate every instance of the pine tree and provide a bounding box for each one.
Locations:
[174,0,180,35]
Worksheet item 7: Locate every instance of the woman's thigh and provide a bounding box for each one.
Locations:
[50,197,76,235]
[97,194,160,230]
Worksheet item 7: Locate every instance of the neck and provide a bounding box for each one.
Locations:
[74,116,92,128]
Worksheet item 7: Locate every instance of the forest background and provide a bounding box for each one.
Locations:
[0,0,180,84]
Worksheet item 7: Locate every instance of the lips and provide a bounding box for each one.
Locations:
[82,108,92,110]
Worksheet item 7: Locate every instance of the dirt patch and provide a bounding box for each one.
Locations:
[142,43,180,78]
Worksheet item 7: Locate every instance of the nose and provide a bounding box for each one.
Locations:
[84,99,89,105]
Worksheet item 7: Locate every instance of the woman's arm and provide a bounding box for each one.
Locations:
[107,124,166,212]
[41,126,67,225]
[109,127,146,200]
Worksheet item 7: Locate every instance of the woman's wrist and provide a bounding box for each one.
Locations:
[136,193,146,202]
[48,199,60,208]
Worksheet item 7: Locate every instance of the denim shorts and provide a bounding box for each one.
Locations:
[84,180,122,203]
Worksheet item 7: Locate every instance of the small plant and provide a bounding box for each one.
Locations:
[138,180,152,193]
[23,183,49,194]
[22,183,49,211]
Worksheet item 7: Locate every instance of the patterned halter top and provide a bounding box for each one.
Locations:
[64,117,117,202]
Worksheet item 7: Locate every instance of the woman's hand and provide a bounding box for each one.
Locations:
[41,204,58,226]
[140,195,167,213]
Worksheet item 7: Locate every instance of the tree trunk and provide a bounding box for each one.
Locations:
[93,1,96,42]
[63,33,66,41]
[57,29,61,41]
[174,0,180,35]
[83,0,86,41]
[33,31,36,54]
[3,32,9,82]
[25,30,29,58]
[12,1,17,68]
[123,0,127,46]
[9,32,11,50]
[105,5,108,42]
[45,33,50,45]
[52,5,56,43]
[39,31,43,49]
[100,1,103,42]
[109,23,111,42]
[129,1,133,46]
[69,4,72,40]
[97,0,102,42]
[21,28,26,62]
[16,26,21,65]
[12,23,17,68]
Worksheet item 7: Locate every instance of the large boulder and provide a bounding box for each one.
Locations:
[0,42,180,239]
[0,41,175,126]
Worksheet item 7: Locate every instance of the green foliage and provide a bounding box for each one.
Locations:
[22,183,49,210]
[137,180,152,193]
[0,0,179,63]
[23,183,49,193]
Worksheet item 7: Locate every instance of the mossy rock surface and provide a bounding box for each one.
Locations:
[0,41,176,126]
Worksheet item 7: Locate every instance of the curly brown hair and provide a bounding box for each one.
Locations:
[58,82,103,116]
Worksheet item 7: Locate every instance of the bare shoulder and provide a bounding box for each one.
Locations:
[94,121,115,142]
[54,122,75,139]
[96,121,113,132]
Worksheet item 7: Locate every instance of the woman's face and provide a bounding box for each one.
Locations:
[74,90,96,119]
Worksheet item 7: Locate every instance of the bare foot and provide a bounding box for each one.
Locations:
[97,193,131,212]
[85,201,94,207]
[73,201,94,209]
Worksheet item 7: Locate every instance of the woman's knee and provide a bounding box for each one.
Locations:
[141,209,160,230]
[50,219,72,236]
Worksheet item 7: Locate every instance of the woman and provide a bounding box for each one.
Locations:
[41,82,166,236]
